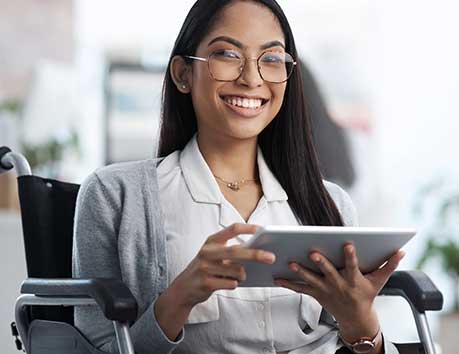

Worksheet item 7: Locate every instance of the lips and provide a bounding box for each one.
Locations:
[220,94,269,108]
[219,94,270,118]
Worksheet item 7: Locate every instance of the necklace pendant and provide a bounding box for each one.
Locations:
[227,182,240,191]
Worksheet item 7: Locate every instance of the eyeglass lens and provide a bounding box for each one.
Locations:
[209,49,294,83]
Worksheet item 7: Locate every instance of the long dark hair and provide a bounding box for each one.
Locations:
[158,0,344,226]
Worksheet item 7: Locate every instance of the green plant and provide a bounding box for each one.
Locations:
[21,131,80,177]
[0,98,23,114]
[414,177,459,313]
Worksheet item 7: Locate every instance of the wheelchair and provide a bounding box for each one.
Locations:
[1,146,444,354]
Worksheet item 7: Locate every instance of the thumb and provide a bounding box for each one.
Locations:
[367,250,406,289]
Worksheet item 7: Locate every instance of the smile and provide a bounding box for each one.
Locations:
[221,95,268,109]
[220,95,270,118]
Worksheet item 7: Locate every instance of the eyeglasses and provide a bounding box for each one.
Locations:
[184,49,297,84]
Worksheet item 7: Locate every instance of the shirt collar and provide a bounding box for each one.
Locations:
[179,135,222,204]
[256,146,288,202]
[179,134,288,204]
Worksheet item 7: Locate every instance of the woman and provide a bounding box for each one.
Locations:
[73,1,404,353]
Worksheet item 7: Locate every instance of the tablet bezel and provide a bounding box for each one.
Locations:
[238,225,416,287]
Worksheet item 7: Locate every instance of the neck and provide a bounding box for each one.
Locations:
[196,131,258,181]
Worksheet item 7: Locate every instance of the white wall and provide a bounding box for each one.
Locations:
[369,1,459,340]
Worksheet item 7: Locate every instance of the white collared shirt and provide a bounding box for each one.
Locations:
[157,135,358,354]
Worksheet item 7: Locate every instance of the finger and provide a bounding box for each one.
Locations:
[203,276,239,291]
[343,243,361,279]
[204,262,247,282]
[273,278,316,296]
[368,250,406,288]
[207,223,260,244]
[200,244,276,264]
[310,252,343,285]
[289,262,324,289]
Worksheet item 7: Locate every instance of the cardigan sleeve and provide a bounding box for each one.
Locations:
[72,172,184,354]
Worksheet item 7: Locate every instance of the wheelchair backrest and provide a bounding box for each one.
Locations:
[17,175,80,324]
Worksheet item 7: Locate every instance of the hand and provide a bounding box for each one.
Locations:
[170,223,276,309]
[274,244,405,343]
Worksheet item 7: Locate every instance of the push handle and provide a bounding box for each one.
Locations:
[0,146,13,170]
[0,147,32,176]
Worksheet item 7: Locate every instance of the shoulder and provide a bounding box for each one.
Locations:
[93,159,159,186]
[323,180,359,226]
[78,159,161,204]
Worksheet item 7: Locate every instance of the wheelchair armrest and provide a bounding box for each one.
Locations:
[379,270,443,313]
[21,278,138,321]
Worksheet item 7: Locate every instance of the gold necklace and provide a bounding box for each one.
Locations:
[213,174,259,191]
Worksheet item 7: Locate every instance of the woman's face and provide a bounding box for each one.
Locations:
[186,1,288,142]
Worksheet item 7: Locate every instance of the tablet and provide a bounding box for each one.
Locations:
[237,225,416,287]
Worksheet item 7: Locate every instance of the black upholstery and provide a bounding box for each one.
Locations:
[394,343,426,354]
[22,278,138,322]
[17,176,80,324]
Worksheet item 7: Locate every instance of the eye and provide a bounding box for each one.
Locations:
[212,49,242,61]
[261,52,284,64]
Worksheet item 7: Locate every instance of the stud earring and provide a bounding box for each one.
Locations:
[181,83,187,89]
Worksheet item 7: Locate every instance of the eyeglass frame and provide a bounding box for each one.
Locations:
[183,50,297,84]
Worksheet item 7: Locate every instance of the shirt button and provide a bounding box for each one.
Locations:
[257,303,265,311]
[258,320,266,328]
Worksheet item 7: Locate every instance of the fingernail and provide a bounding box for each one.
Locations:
[311,254,320,262]
[264,253,276,263]
[290,263,299,272]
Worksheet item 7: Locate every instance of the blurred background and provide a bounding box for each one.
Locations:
[1,0,459,352]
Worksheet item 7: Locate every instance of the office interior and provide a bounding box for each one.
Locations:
[1,0,458,353]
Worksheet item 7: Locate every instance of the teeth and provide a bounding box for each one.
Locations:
[224,96,264,109]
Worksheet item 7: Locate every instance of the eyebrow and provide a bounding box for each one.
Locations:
[208,36,285,50]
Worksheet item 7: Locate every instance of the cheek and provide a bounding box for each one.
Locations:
[190,78,225,128]
[192,63,214,90]
[194,64,227,103]
[271,85,287,113]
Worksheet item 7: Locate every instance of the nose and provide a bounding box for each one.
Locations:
[237,58,263,88]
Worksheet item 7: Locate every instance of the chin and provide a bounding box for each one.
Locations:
[217,99,277,139]
[225,122,268,141]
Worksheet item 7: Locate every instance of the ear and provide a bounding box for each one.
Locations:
[170,55,192,94]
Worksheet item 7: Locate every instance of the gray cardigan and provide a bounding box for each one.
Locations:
[72,159,397,354]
